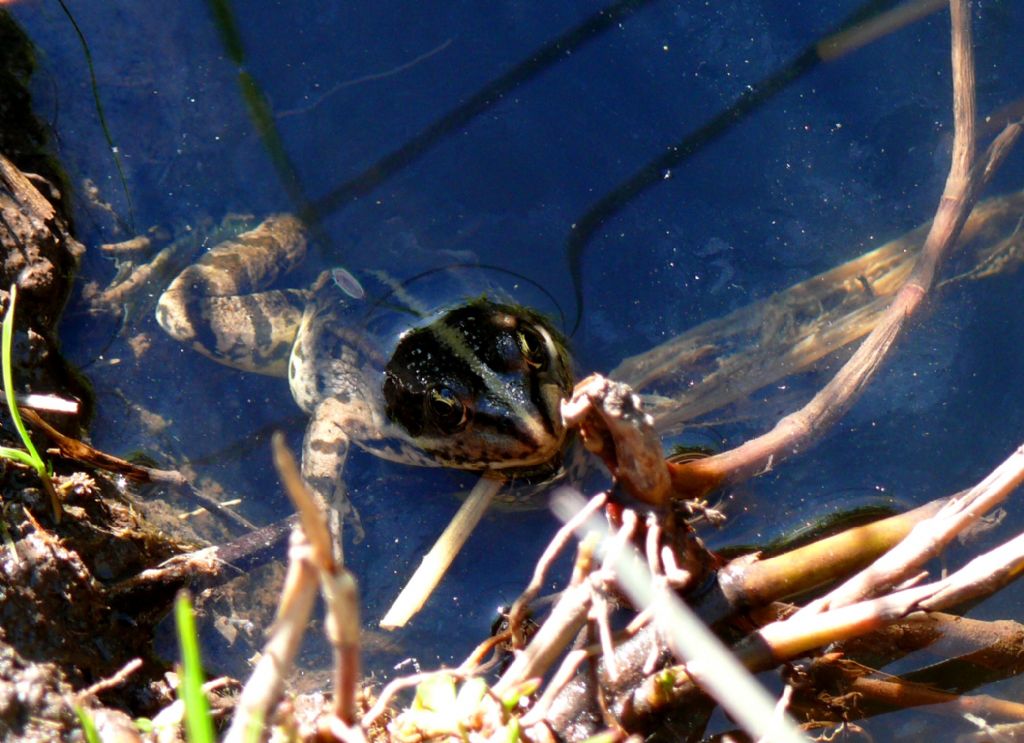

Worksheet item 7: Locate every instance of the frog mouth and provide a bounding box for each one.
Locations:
[415,395,568,472]
[464,341,570,469]
[508,376,569,465]
[407,378,568,471]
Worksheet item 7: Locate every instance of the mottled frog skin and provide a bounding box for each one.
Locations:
[155,215,573,539]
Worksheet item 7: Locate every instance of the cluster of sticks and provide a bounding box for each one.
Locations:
[88,1,1023,740]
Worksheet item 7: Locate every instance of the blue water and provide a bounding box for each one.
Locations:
[13,0,1024,736]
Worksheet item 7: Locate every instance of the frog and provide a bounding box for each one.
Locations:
[154,214,574,542]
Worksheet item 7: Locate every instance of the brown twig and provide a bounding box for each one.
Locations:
[835,611,1024,681]
[379,474,504,629]
[74,658,144,702]
[506,490,609,648]
[789,656,1024,726]
[223,529,320,743]
[272,432,362,727]
[272,432,335,569]
[562,376,672,504]
[621,522,1024,732]
[719,496,948,613]
[520,648,592,728]
[816,0,948,61]
[21,405,263,533]
[495,527,606,700]
[614,187,1024,435]
[494,574,595,698]
[544,482,1014,735]
[19,407,186,486]
[745,531,1024,671]
[544,490,808,742]
[322,569,362,726]
[835,676,1024,722]
[663,0,1021,504]
[224,433,362,741]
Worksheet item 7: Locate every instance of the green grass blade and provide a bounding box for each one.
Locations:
[0,446,38,469]
[74,706,102,743]
[175,592,215,743]
[2,285,46,477]
[55,0,135,232]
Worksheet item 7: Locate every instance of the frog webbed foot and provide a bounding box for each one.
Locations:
[302,397,367,548]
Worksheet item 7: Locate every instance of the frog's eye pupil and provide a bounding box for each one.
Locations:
[518,327,548,371]
[427,387,468,433]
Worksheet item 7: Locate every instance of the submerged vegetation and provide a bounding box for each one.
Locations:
[175,593,217,743]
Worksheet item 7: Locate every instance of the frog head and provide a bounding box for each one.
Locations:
[382,299,573,474]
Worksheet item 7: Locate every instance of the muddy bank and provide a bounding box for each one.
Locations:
[0,11,195,740]
[0,153,181,741]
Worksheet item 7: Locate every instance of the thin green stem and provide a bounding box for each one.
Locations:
[2,285,60,522]
[3,286,45,473]
[0,446,38,469]
[74,707,101,743]
[175,592,215,743]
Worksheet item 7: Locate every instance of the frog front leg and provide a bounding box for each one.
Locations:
[302,394,370,554]
[155,214,309,378]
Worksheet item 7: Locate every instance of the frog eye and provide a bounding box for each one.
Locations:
[517,326,548,371]
[427,387,469,434]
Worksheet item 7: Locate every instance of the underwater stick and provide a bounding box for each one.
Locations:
[380,474,504,629]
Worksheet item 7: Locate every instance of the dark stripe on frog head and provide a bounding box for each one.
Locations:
[384,299,570,452]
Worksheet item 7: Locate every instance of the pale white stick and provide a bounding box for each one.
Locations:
[18,393,78,414]
[380,475,504,629]
[224,532,319,743]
